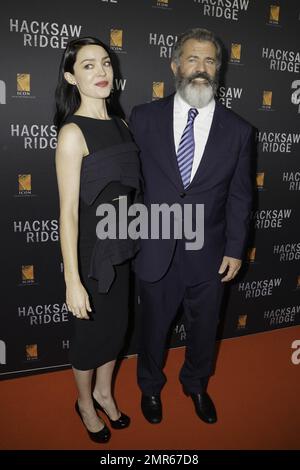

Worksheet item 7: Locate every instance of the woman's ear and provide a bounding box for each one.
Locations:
[64,72,76,85]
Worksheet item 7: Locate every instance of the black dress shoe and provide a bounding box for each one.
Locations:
[190,392,217,424]
[75,401,111,443]
[141,394,162,424]
[92,396,130,429]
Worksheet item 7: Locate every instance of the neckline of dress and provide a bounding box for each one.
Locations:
[73,114,113,122]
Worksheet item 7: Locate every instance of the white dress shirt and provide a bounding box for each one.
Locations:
[173,92,215,182]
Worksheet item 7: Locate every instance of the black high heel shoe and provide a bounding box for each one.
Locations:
[92,396,130,429]
[75,401,111,443]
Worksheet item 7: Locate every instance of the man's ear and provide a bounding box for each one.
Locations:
[64,72,76,85]
[170,61,178,77]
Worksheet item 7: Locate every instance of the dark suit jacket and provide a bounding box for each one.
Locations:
[130,94,254,284]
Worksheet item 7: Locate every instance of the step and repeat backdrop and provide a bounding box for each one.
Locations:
[0,0,299,379]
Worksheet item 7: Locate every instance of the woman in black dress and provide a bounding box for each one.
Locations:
[54,37,141,443]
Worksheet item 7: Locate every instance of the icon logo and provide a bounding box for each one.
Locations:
[18,174,31,194]
[26,344,38,361]
[17,73,30,95]
[256,172,265,189]
[247,248,256,263]
[152,82,164,100]
[237,314,248,329]
[269,5,280,24]
[110,29,123,50]
[262,90,272,109]
[230,43,241,63]
[157,0,169,7]
[22,265,34,284]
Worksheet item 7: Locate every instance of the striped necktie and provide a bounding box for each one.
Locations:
[176,107,199,189]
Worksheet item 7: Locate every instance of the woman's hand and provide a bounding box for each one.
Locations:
[66,280,92,320]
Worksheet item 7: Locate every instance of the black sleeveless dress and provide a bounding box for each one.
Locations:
[63,115,141,370]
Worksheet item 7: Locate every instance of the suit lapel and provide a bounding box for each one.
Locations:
[156,94,184,190]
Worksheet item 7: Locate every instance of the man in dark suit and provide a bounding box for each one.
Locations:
[130,28,253,424]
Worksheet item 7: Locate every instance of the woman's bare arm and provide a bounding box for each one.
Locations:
[55,123,91,319]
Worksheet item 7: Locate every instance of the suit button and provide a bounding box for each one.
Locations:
[180,192,186,198]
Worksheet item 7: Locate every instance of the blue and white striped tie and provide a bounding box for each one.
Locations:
[176,107,198,189]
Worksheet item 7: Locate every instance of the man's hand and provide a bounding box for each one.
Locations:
[218,256,242,282]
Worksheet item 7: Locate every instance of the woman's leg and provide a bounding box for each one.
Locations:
[73,367,106,431]
[93,360,121,420]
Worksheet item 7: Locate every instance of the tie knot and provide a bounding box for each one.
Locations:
[188,107,198,122]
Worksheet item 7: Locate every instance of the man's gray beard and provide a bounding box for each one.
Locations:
[179,82,214,108]
[175,72,217,108]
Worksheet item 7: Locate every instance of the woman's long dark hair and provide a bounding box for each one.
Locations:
[53,37,111,130]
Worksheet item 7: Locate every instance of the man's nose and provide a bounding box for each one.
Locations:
[195,61,206,73]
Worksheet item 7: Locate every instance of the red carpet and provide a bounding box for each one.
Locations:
[0,326,299,450]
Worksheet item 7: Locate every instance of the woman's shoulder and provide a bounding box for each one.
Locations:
[56,121,85,153]
[58,119,83,138]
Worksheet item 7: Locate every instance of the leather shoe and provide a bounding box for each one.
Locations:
[141,394,162,424]
[92,396,130,429]
[75,401,111,443]
[190,392,217,424]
